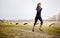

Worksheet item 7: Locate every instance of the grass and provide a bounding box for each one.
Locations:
[43,27,60,35]
[0,22,60,38]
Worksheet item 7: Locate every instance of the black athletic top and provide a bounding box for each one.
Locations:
[36,7,42,17]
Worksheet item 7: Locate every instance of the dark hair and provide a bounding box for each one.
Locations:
[37,3,41,8]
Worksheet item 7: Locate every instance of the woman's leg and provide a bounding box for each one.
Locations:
[32,17,38,32]
[39,17,43,28]
[34,17,38,26]
[38,17,43,31]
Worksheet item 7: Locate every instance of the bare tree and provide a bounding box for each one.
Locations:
[50,15,56,21]
[58,13,60,21]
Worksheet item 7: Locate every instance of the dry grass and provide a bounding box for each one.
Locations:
[0,22,60,38]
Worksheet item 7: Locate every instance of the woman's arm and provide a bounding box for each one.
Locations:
[36,8,42,12]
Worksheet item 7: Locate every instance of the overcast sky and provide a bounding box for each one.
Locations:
[0,0,60,20]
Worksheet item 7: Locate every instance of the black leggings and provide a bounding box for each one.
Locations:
[34,16,43,26]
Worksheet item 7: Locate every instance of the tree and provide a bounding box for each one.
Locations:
[58,13,60,21]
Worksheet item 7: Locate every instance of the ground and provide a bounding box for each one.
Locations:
[0,21,60,38]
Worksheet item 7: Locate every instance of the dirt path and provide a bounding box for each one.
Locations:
[11,27,53,38]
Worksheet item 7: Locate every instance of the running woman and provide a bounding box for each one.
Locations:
[32,3,43,32]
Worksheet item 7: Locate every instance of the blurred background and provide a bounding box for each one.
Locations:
[0,0,60,21]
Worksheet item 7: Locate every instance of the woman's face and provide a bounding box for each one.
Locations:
[37,3,41,7]
[38,4,41,7]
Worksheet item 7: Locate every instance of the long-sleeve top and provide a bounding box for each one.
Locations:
[36,7,42,17]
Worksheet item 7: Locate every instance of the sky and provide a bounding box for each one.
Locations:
[0,0,60,20]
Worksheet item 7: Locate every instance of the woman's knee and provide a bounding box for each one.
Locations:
[41,20,43,25]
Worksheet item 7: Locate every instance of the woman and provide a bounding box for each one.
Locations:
[32,3,43,32]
